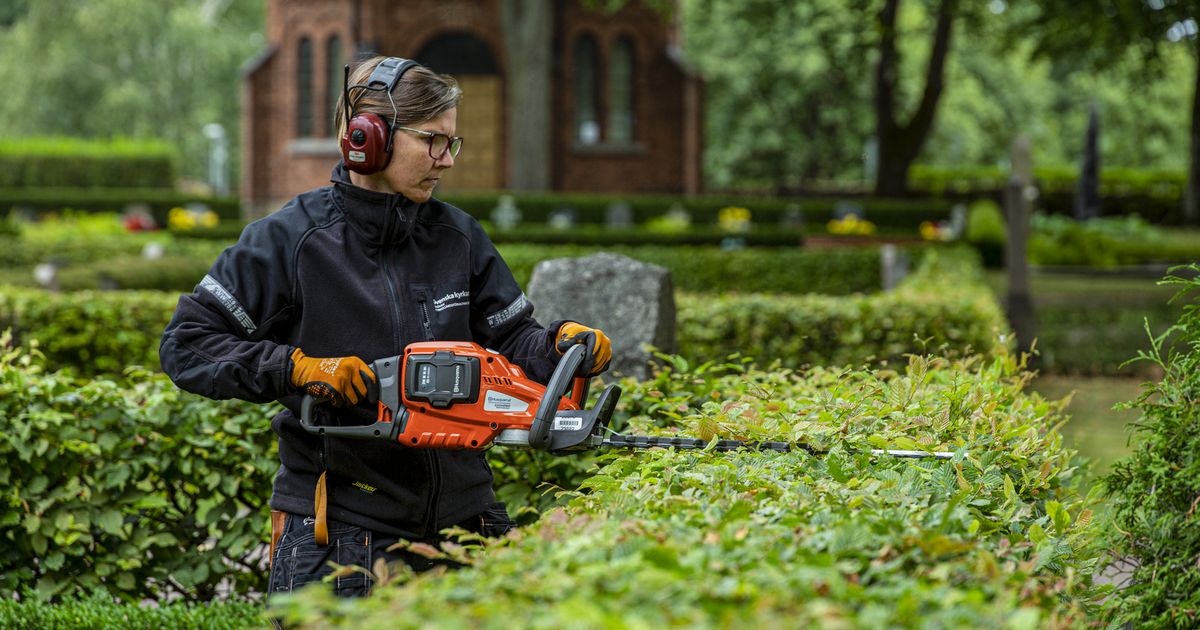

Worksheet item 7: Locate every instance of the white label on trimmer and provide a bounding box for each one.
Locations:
[484,390,528,413]
[552,417,583,431]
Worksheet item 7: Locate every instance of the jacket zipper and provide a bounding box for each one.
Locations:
[378,202,404,354]
[383,199,441,538]
[417,297,434,341]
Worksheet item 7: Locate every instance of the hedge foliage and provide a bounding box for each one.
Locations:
[270,350,1107,628]
[0,138,178,190]
[910,165,1185,199]
[0,288,179,377]
[0,188,241,224]
[910,165,1188,224]
[0,339,278,601]
[677,248,1008,369]
[499,244,884,295]
[1102,265,1200,627]
[441,192,955,229]
[4,237,884,296]
[0,249,1000,381]
[0,592,262,630]
[1028,214,1200,268]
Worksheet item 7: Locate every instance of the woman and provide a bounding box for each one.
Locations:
[160,56,611,597]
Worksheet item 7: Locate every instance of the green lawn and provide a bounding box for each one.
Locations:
[1030,375,1146,481]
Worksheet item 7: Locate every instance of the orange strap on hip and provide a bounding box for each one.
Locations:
[269,510,287,566]
[314,470,329,545]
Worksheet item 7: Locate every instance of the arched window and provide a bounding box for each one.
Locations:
[607,36,635,143]
[296,37,314,138]
[325,35,343,137]
[573,35,599,145]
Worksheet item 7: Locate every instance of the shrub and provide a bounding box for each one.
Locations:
[1028,214,1200,268]
[441,192,955,229]
[965,199,1006,268]
[0,341,278,600]
[0,287,179,377]
[0,592,263,629]
[0,188,241,224]
[499,244,885,295]
[0,138,178,190]
[270,350,1107,628]
[677,248,1008,369]
[1102,264,1200,627]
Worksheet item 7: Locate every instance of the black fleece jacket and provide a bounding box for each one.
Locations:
[160,163,565,538]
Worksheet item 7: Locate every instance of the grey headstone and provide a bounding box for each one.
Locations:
[527,253,675,380]
[491,195,521,230]
[605,201,633,229]
[548,208,576,230]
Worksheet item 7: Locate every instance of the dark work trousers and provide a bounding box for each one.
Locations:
[267,502,516,598]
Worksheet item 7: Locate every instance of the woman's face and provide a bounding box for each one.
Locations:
[354,107,457,202]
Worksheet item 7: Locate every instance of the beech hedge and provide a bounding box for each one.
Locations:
[0,340,277,601]
[269,351,1108,628]
[0,138,178,190]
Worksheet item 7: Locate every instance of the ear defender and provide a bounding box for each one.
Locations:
[341,112,392,174]
[339,57,419,175]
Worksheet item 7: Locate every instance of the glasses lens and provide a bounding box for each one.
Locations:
[449,137,463,158]
[429,134,448,159]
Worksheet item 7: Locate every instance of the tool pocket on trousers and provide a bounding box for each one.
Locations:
[478,501,517,538]
[267,515,371,597]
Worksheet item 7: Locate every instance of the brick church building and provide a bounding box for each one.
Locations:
[241,0,703,215]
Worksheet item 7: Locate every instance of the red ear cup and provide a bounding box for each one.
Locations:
[340,112,392,174]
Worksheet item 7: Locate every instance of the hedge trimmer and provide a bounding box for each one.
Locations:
[300,341,955,460]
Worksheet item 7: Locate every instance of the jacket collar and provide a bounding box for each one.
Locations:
[330,162,420,245]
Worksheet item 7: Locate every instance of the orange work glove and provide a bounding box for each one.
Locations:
[290,348,377,406]
[555,322,612,376]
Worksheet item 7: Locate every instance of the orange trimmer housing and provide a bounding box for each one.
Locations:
[299,341,615,452]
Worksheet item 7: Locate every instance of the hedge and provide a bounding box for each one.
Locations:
[440,192,956,229]
[677,250,1007,370]
[269,350,1107,628]
[0,138,178,190]
[0,188,241,224]
[1100,266,1200,626]
[909,165,1188,225]
[0,288,179,377]
[0,342,278,601]
[5,242,885,296]
[0,249,1003,379]
[0,592,262,629]
[910,165,1185,199]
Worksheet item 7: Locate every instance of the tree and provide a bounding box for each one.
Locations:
[0,0,263,186]
[1015,0,1200,223]
[872,0,960,195]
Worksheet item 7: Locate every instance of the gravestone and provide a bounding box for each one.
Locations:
[605,201,633,229]
[526,253,675,380]
[491,195,521,230]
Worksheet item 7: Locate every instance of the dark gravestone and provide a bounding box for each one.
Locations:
[526,253,675,380]
[1075,103,1102,221]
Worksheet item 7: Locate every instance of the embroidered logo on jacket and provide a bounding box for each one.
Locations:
[433,290,469,312]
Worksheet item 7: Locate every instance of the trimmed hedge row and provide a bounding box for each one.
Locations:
[911,164,1185,199]
[498,244,883,295]
[6,242,884,296]
[0,593,262,629]
[0,344,278,601]
[0,138,178,190]
[0,249,994,379]
[0,188,241,224]
[441,192,956,229]
[270,350,1106,627]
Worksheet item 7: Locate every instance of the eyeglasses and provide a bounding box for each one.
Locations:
[395,126,464,160]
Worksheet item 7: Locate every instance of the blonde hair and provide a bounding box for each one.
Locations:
[334,56,462,141]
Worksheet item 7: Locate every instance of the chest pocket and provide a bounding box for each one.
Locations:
[410,280,472,342]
